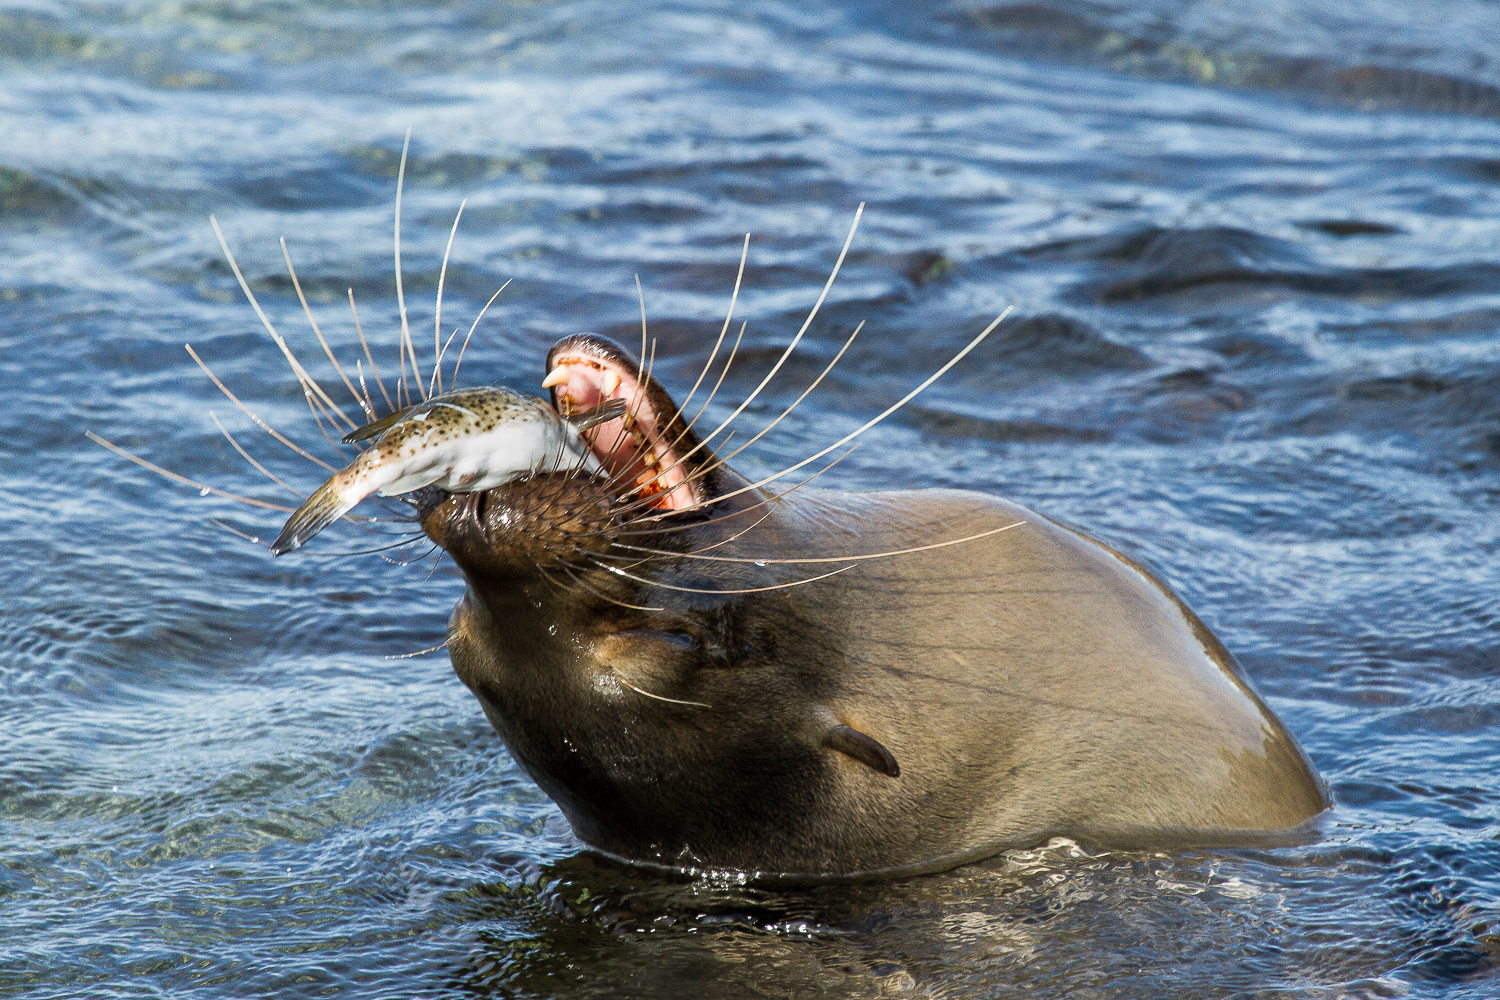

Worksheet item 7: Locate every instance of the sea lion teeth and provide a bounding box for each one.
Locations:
[601,370,621,396]
[541,365,569,389]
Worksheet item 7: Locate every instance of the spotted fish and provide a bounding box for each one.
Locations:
[271,386,624,555]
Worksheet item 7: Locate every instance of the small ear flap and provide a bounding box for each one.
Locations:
[823,724,900,778]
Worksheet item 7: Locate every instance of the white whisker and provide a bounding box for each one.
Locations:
[393,128,426,404]
[431,198,467,397]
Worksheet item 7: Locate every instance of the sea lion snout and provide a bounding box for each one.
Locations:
[419,473,625,577]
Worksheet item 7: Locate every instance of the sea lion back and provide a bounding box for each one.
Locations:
[799,487,1328,860]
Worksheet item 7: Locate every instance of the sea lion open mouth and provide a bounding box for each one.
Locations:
[541,333,703,513]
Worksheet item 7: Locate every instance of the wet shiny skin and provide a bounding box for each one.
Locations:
[4,0,1500,996]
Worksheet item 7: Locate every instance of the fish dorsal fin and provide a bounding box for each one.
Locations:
[342,406,412,444]
[822,718,900,778]
[565,397,628,432]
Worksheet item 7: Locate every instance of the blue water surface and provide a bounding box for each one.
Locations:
[2,1,1498,996]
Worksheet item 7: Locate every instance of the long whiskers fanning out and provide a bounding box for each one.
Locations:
[97,134,534,553]
[349,290,395,414]
[393,128,426,409]
[87,431,294,513]
[210,216,360,435]
[430,198,467,397]
[281,238,375,423]
[209,411,306,498]
[655,235,747,449]
[609,304,1013,529]
[184,344,336,471]
[604,317,862,526]
[642,204,865,490]
[95,160,1018,595]
[449,280,512,386]
[385,640,451,661]
[702,305,1013,507]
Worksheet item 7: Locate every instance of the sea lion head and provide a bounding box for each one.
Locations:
[418,334,903,875]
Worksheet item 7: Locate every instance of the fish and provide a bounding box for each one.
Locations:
[270,386,625,555]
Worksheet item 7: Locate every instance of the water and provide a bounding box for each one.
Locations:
[3,0,1499,996]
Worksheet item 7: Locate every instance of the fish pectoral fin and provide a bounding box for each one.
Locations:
[565,397,628,432]
[342,406,412,444]
[822,723,900,778]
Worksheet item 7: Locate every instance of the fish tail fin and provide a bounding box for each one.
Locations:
[270,471,364,556]
[566,397,627,431]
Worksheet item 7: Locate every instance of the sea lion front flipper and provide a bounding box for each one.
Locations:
[565,397,628,432]
[823,723,900,778]
[342,406,412,444]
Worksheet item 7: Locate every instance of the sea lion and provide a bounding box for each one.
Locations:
[417,332,1329,880]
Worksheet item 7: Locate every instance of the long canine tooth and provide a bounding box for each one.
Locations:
[601,370,621,396]
[541,366,569,389]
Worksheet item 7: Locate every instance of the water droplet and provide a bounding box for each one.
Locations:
[754,560,766,567]
[111,785,118,792]
[199,488,210,496]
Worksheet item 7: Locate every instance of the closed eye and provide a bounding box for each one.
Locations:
[618,628,700,652]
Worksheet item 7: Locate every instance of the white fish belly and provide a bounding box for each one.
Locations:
[374,422,591,496]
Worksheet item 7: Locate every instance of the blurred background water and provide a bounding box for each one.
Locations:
[2,0,1499,996]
